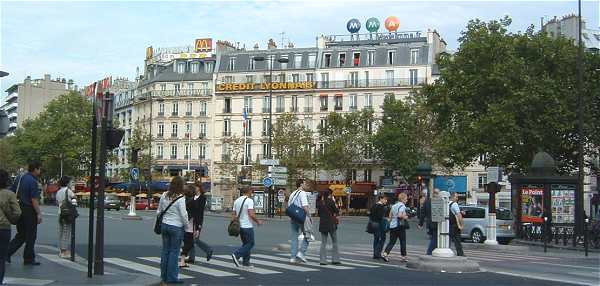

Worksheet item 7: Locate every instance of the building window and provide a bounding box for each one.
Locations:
[199,122,207,137]
[349,72,359,87]
[334,95,343,111]
[318,143,325,155]
[199,144,206,159]
[308,53,317,68]
[157,145,164,159]
[267,55,275,69]
[186,102,192,116]
[174,84,181,95]
[171,122,178,138]
[303,117,312,130]
[222,143,231,161]
[262,96,271,113]
[224,97,232,113]
[246,75,254,83]
[364,93,373,109]
[478,174,487,189]
[338,53,346,66]
[276,96,285,112]
[319,118,327,132]
[185,122,192,138]
[205,62,214,73]
[386,70,394,86]
[320,95,328,111]
[306,73,314,82]
[245,143,252,163]
[223,119,231,136]
[244,119,252,136]
[170,144,177,159]
[278,73,286,83]
[409,69,418,85]
[323,53,332,67]
[160,84,166,91]
[351,169,357,181]
[158,122,164,137]
[294,54,302,68]
[384,92,395,102]
[262,143,270,159]
[304,95,313,112]
[158,103,165,116]
[410,49,419,65]
[292,74,300,82]
[280,55,288,69]
[249,57,256,70]
[364,169,372,182]
[291,96,298,112]
[172,102,179,116]
[177,62,186,74]
[388,50,396,65]
[191,62,199,73]
[364,71,370,86]
[184,144,190,159]
[224,76,234,83]
[244,96,253,113]
[228,57,236,71]
[200,102,207,116]
[368,50,375,66]
[350,94,358,111]
[353,52,360,66]
[320,73,329,88]
[263,74,272,83]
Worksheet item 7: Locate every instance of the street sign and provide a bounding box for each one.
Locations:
[270,166,288,173]
[277,193,285,203]
[263,177,273,188]
[273,179,287,186]
[271,173,288,180]
[345,187,352,194]
[487,167,502,183]
[130,168,140,181]
[260,159,280,166]
[431,197,445,222]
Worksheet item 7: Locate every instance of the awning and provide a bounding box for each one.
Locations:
[351,183,375,194]
[329,184,347,197]
[148,181,170,191]
[116,193,130,197]
[136,193,147,198]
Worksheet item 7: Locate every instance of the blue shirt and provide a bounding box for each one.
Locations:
[389,202,406,229]
[11,173,41,206]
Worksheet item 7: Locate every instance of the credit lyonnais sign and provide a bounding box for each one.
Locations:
[217,81,315,92]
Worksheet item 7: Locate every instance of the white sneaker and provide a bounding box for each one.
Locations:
[298,234,305,240]
[289,257,297,263]
[296,253,307,263]
[307,234,316,242]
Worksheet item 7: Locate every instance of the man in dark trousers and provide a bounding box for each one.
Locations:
[449,192,465,256]
[185,182,213,264]
[419,188,439,255]
[8,161,43,265]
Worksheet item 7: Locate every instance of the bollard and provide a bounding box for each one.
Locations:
[584,218,589,257]
[71,219,76,262]
[543,217,547,253]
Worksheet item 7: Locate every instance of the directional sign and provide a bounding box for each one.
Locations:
[431,197,445,223]
[273,179,287,186]
[263,177,273,188]
[272,173,288,180]
[130,168,140,181]
[270,166,288,173]
[260,159,280,166]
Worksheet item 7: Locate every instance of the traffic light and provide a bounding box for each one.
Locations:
[131,148,140,164]
[106,127,125,150]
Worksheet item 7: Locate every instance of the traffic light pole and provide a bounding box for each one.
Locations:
[94,92,112,275]
[87,95,98,278]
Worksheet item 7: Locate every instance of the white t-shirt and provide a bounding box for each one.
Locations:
[288,189,308,208]
[233,195,254,229]
[389,201,406,229]
[56,187,75,214]
[450,201,460,216]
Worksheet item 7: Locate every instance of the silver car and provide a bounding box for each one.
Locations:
[459,205,515,244]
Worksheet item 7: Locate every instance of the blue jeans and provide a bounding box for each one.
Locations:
[188,238,213,261]
[427,233,438,255]
[290,221,308,258]
[233,228,254,265]
[160,223,184,283]
[0,229,10,285]
[372,228,386,258]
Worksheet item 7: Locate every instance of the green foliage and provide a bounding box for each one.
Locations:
[10,91,92,180]
[272,113,315,184]
[0,137,21,174]
[424,16,600,174]
[318,109,375,181]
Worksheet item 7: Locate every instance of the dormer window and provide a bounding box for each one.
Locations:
[177,62,186,74]
[339,53,346,67]
[228,57,236,71]
[323,53,331,68]
[353,52,360,66]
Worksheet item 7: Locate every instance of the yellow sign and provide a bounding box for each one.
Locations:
[146,46,153,60]
[195,38,213,53]
[217,81,315,92]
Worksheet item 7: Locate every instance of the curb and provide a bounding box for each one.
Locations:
[406,255,481,273]
[513,239,600,253]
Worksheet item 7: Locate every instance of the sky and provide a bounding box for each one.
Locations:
[1,0,598,101]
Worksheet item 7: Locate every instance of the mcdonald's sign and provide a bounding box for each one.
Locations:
[195,38,212,53]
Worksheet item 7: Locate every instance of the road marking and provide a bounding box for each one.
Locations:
[253,254,355,270]
[274,252,379,268]
[215,255,317,272]
[485,267,595,286]
[567,271,600,278]
[2,277,54,285]
[38,253,109,273]
[199,257,281,274]
[139,257,238,277]
[464,249,562,260]
[528,260,600,271]
[105,257,192,278]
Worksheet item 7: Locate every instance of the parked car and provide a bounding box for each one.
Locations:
[104,194,122,211]
[126,198,158,210]
[459,205,515,244]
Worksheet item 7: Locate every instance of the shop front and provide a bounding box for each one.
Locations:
[318,182,375,215]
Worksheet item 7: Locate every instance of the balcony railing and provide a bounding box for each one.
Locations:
[276,107,285,113]
[223,108,232,114]
[170,155,177,159]
[290,106,299,112]
[304,107,313,113]
[171,133,177,138]
[157,133,164,138]
[171,112,178,117]
[349,106,358,111]
[222,131,231,137]
[185,112,192,116]
[320,105,328,111]
[157,112,165,117]
[262,107,271,113]
[199,111,207,117]
[334,105,343,111]
[221,154,231,162]
[198,133,206,139]
[243,107,253,114]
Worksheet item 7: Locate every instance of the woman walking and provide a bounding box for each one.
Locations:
[56,176,75,258]
[180,182,213,266]
[382,193,409,262]
[157,176,188,285]
[369,195,388,260]
[0,169,22,285]
[317,190,340,265]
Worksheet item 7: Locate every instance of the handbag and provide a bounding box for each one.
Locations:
[59,188,78,224]
[228,197,248,237]
[154,195,183,235]
[324,201,339,225]
[285,191,306,224]
[366,220,380,234]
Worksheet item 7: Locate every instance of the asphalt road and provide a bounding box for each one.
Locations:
[8,206,597,286]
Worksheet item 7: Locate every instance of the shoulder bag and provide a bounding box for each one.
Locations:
[325,200,339,225]
[399,205,410,230]
[59,189,78,224]
[285,191,306,224]
[228,197,248,237]
[154,195,183,235]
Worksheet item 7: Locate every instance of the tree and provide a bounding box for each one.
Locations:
[216,135,245,202]
[0,137,21,174]
[423,16,600,174]
[272,113,315,185]
[10,91,92,180]
[318,109,375,181]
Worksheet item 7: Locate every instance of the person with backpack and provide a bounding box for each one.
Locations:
[0,169,22,284]
[231,187,262,267]
[316,189,340,265]
[56,176,76,259]
[181,181,213,265]
[449,192,464,256]
[157,176,189,285]
[288,179,311,263]
[382,193,409,262]
[369,195,388,260]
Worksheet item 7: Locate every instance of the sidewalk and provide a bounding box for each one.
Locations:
[4,245,159,286]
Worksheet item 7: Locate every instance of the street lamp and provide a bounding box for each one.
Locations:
[253,56,289,159]
[0,71,8,78]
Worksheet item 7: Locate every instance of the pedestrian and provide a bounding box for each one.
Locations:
[56,176,75,259]
[231,187,262,267]
[181,182,213,266]
[316,189,341,265]
[157,176,188,285]
[289,179,311,263]
[449,192,464,256]
[179,184,196,268]
[7,161,43,265]
[382,193,409,262]
[369,195,388,260]
[419,188,440,255]
[0,169,22,284]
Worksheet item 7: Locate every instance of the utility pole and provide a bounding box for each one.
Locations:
[87,85,98,278]
[576,0,586,240]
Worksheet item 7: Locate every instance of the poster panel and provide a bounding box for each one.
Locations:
[521,185,544,223]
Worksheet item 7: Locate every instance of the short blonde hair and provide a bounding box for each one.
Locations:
[398,193,408,201]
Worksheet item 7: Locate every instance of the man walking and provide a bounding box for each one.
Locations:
[7,161,43,265]
[419,188,440,255]
[289,179,311,263]
[449,192,464,256]
[231,188,262,267]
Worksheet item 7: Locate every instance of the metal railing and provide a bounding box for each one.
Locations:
[222,131,231,137]
[304,107,313,113]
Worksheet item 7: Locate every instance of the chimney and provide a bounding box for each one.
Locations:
[44,74,51,81]
[267,39,277,50]
[253,43,259,50]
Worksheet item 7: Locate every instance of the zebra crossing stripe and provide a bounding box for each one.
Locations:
[214,255,317,272]
[274,253,379,268]
[2,277,54,286]
[105,257,193,278]
[252,254,355,270]
[38,253,115,274]
[139,257,238,277]
[199,257,282,274]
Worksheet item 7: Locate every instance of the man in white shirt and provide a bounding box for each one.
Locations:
[231,188,262,267]
[449,192,464,256]
[289,179,311,263]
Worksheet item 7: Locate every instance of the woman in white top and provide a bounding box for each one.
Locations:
[382,193,409,262]
[55,176,75,258]
[157,176,189,285]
